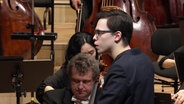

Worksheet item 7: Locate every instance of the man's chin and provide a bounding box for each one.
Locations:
[76,95,88,100]
[97,51,101,54]
[97,50,103,54]
[98,51,107,55]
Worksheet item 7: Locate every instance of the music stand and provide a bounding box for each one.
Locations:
[154,93,172,104]
[0,59,54,104]
[0,56,23,61]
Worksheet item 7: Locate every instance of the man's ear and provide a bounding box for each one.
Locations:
[114,31,122,42]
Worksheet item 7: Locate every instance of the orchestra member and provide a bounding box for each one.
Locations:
[36,32,97,103]
[42,53,100,104]
[93,8,154,104]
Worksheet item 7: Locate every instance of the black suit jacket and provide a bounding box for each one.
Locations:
[180,82,184,90]
[42,88,73,104]
[96,48,154,104]
[42,87,101,104]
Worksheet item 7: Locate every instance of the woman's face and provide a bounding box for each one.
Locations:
[81,43,96,58]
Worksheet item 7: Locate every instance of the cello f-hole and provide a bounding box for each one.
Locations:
[130,0,140,23]
[0,0,43,58]
[123,0,126,3]
[133,16,140,23]
[8,0,19,11]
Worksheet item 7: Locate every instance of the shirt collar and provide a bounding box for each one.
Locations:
[71,96,90,104]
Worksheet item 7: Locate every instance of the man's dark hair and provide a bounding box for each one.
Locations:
[97,9,133,45]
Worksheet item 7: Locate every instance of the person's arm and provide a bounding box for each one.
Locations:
[158,54,175,69]
[70,0,82,10]
[42,89,66,104]
[162,58,176,68]
[43,66,70,89]
[44,86,54,92]
[36,66,69,103]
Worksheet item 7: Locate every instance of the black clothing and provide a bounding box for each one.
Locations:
[42,88,73,104]
[36,66,70,103]
[96,48,154,104]
[42,87,101,104]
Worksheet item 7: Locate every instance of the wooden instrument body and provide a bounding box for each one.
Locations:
[0,0,43,59]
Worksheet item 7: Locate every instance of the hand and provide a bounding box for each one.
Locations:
[71,0,82,11]
[44,86,54,92]
[172,90,184,104]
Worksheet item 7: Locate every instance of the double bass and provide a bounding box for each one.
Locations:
[143,0,184,28]
[0,0,43,59]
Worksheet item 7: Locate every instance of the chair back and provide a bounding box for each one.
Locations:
[151,28,183,56]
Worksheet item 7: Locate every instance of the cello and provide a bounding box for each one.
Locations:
[83,0,158,63]
[0,0,43,59]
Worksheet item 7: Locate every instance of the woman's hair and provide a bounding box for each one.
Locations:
[63,32,97,66]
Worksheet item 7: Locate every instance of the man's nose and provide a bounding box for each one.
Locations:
[93,34,97,40]
[78,82,84,89]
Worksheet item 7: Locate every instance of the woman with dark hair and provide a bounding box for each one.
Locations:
[36,32,97,103]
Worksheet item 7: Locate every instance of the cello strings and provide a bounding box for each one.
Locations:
[31,0,34,25]
[101,0,114,7]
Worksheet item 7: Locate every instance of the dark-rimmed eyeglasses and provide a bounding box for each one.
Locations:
[94,30,114,37]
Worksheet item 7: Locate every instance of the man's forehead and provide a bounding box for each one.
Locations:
[96,19,108,29]
[71,67,91,74]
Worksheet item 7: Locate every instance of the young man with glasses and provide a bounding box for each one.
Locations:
[93,8,154,104]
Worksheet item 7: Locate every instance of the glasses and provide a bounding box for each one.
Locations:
[94,30,114,37]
